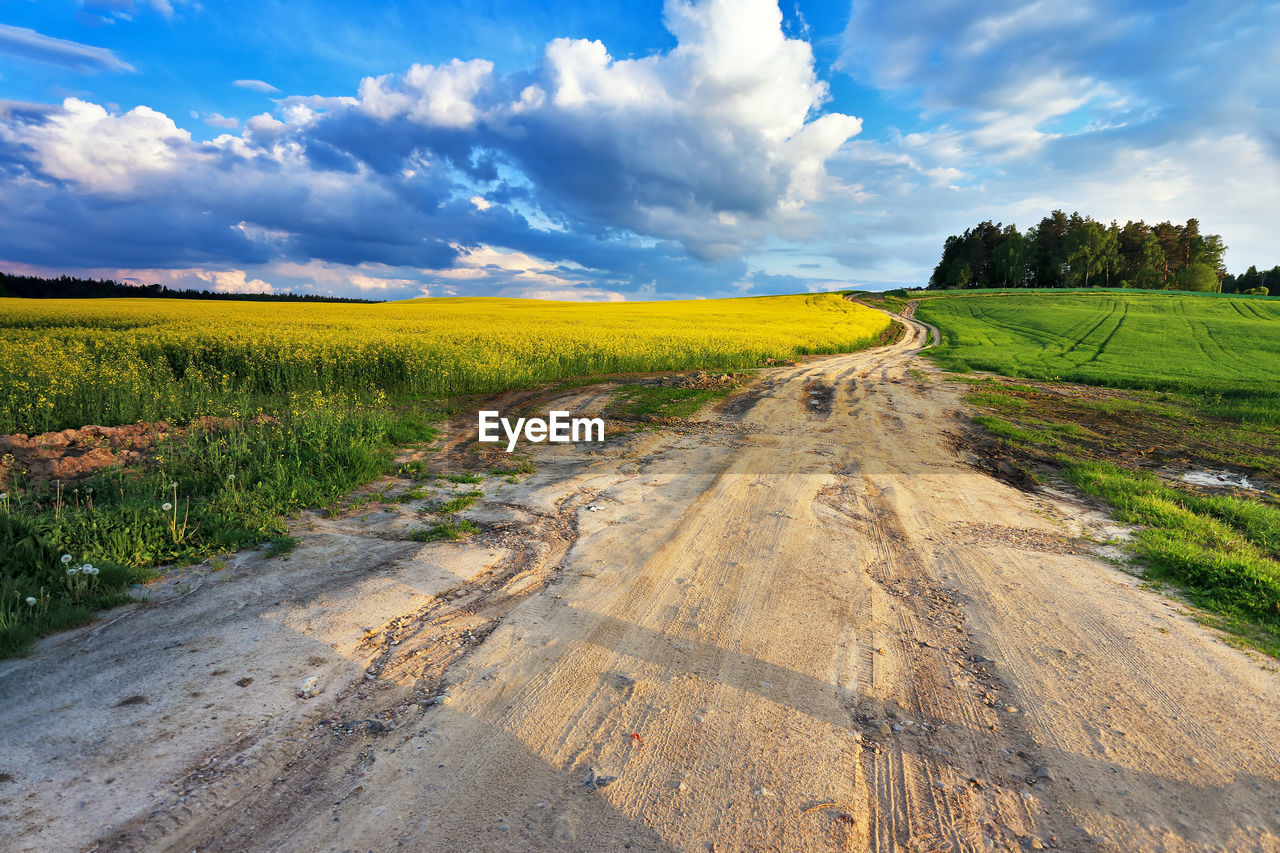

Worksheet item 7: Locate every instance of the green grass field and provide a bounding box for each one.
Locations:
[918,289,1280,653]
[916,290,1280,423]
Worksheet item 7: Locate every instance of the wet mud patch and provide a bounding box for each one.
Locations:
[957,375,1280,494]
[948,429,1039,493]
[803,380,834,416]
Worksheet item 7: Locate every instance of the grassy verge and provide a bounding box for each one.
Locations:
[409,519,480,542]
[432,490,483,514]
[959,378,1280,654]
[607,382,742,422]
[0,391,441,656]
[915,288,1280,651]
[1064,461,1280,623]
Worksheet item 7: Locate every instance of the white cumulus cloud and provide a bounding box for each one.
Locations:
[2,98,191,193]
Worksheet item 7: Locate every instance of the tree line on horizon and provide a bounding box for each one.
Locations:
[0,272,378,303]
[1221,265,1280,296]
[925,211,1264,294]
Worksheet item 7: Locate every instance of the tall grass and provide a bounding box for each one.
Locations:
[0,389,438,655]
[1065,460,1280,622]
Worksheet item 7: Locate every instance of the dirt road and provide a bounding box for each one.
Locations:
[3,314,1279,852]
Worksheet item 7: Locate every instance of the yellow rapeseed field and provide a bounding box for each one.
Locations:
[0,293,890,433]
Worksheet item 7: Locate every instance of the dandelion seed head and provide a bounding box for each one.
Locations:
[66,567,78,575]
[162,502,173,511]
[25,596,36,606]
[61,554,72,564]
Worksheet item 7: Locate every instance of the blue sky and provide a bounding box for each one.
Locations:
[1,0,1277,300]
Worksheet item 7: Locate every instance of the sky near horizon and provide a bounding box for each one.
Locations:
[0,1,1277,301]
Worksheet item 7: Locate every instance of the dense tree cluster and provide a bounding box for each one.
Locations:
[0,272,377,303]
[928,211,1227,292]
[1221,265,1279,296]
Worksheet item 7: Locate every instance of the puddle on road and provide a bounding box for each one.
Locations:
[1181,470,1259,491]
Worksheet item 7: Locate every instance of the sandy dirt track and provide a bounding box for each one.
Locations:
[3,314,1279,852]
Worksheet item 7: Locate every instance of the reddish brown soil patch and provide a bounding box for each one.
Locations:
[657,370,747,390]
[0,416,275,487]
[0,422,172,486]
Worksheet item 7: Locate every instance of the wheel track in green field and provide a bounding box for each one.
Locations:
[1239,300,1272,320]
[1056,297,1127,356]
[1189,314,1248,373]
[1084,301,1129,364]
[966,301,1080,358]
[1227,299,1255,321]
[1173,298,1218,374]
[1062,299,1122,366]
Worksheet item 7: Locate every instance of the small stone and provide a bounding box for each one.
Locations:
[754,787,776,797]
[583,768,617,791]
[298,676,323,699]
[1034,767,1054,782]
[1004,706,1019,713]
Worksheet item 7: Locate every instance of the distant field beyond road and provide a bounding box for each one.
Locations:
[0,293,890,435]
[915,290,1280,399]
